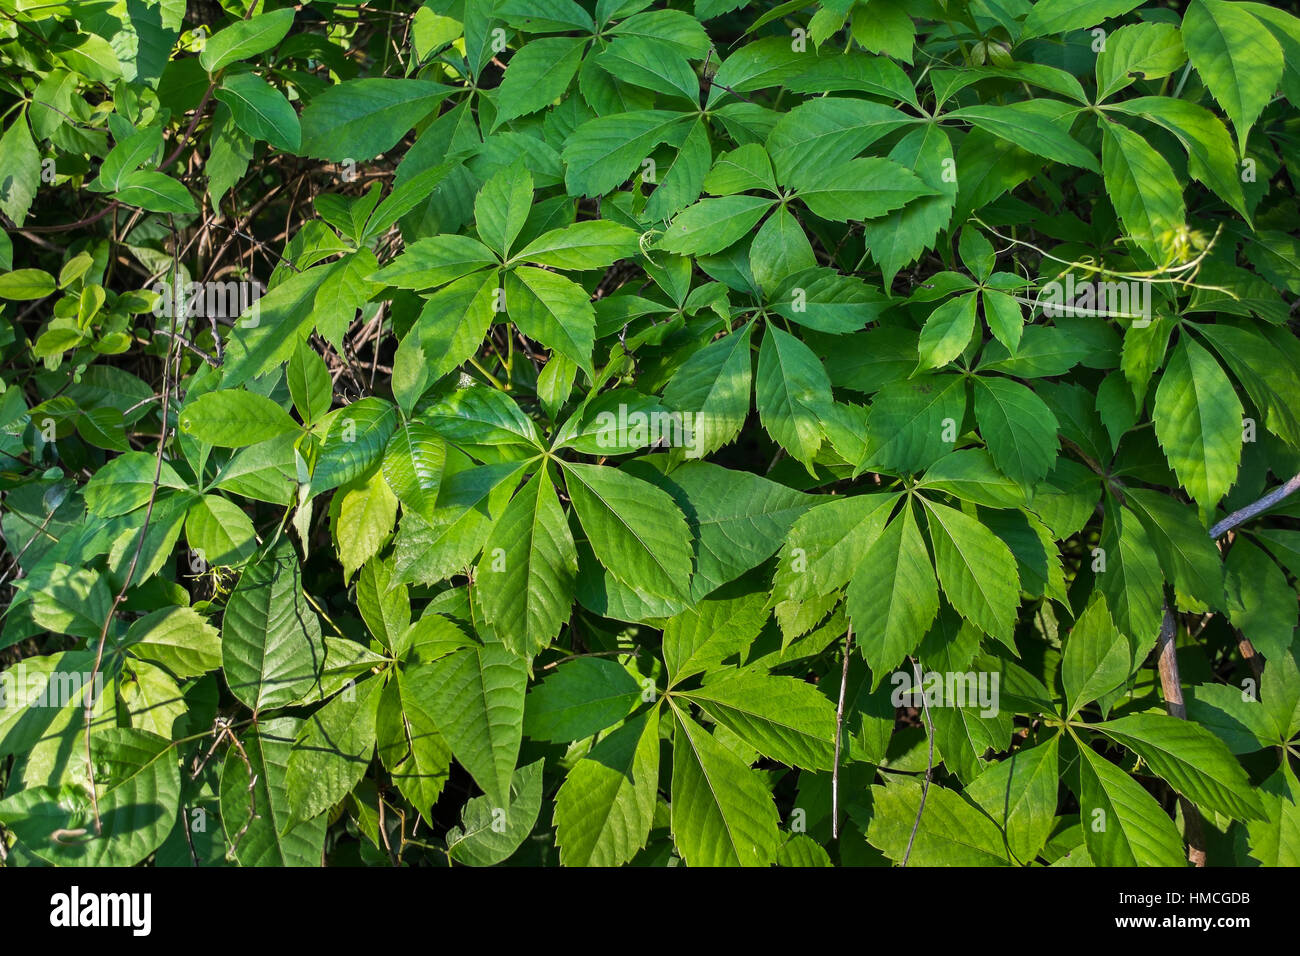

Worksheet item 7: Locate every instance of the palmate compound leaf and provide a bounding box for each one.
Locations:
[554,708,661,867]
[477,464,578,658]
[680,668,838,770]
[404,641,528,809]
[668,702,781,867]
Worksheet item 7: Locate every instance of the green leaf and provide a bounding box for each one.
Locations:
[1153,336,1242,514]
[668,703,781,867]
[523,657,641,742]
[475,162,534,258]
[755,324,832,472]
[945,103,1099,173]
[376,673,451,822]
[0,112,39,227]
[406,641,527,807]
[681,669,838,770]
[1182,0,1284,152]
[285,676,382,823]
[793,156,937,222]
[662,582,769,683]
[494,37,587,127]
[179,389,299,447]
[561,461,694,602]
[447,758,545,865]
[749,204,816,293]
[299,78,454,161]
[331,466,398,583]
[505,266,596,376]
[1093,713,1264,821]
[661,322,753,457]
[113,169,197,214]
[554,708,660,866]
[965,736,1060,864]
[659,195,774,256]
[866,775,1010,865]
[200,9,296,72]
[382,421,447,520]
[126,606,222,677]
[847,504,938,679]
[972,375,1060,489]
[1100,121,1185,265]
[221,543,326,712]
[1075,742,1186,867]
[917,292,978,373]
[215,73,301,153]
[220,717,327,866]
[1062,594,1130,716]
[1023,0,1145,38]
[1095,23,1186,100]
[922,498,1021,647]
[185,493,258,567]
[562,110,691,197]
[515,220,640,270]
[477,465,578,658]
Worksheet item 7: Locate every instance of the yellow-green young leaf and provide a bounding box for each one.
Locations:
[1076,743,1187,867]
[554,708,660,867]
[1153,337,1242,515]
[119,658,187,738]
[866,775,1011,865]
[477,465,577,658]
[356,556,409,652]
[561,460,694,603]
[447,758,546,866]
[681,669,838,770]
[755,324,832,472]
[1061,594,1130,716]
[331,466,398,584]
[523,657,641,742]
[179,389,299,447]
[965,736,1060,864]
[973,375,1060,490]
[1101,121,1185,266]
[221,543,326,712]
[1093,713,1265,821]
[1182,0,1283,152]
[285,676,383,824]
[405,641,527,808]
[220,717,328,866]
[287,339,332,424]
[0,268,54,300]
[668,704,781,867]
[846,504,938,681]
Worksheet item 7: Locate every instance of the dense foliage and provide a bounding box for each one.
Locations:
[1,0,1299,868]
